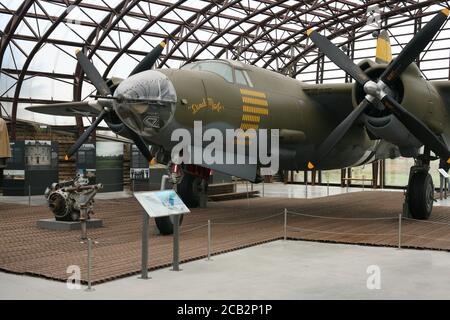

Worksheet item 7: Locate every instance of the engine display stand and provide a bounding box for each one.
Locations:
[37,218,103,231]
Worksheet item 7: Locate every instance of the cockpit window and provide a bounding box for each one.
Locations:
[183,61,234,83]
[235,69,248,86]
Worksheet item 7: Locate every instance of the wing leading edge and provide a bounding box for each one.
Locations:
[25,101,104,117]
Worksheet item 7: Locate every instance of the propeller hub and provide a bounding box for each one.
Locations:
[353,61,403,115]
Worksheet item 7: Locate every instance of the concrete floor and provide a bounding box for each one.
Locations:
[1,240,450,300]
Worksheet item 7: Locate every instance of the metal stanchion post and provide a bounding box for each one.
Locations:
[362,175,365,191]
[207,220,211,261]
[246,181,249,207]
[305,180,308,199]
[440,176,444,200]
[327,178,330,197]
[284,208,287,241]
[172,214,181,271]
[132,179,135,194]
[28,185,31,207]
[398,214,402,249]
[262,179,265,197]
[140,212,150,279]
[85,238,94,292]
[444,176,448,199]
[80,207,88,241]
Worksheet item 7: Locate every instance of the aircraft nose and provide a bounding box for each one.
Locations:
[113,70,177,139]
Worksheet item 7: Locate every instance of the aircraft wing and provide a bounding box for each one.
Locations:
[302,83,354,121]
[432,81,450,107]
[432,81,450,146]
[25,101,103,117]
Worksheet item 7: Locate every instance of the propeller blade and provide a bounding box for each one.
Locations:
[128,130,152,161]
[129,40,167,77]
[65,109,108,159]
[381,9,449,85]
[108,122,152,161]
[76,50,112,97]
[307,29,370,85]
[313,99,371,165]
[381,95,450,162]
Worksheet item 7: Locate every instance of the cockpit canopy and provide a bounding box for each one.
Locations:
[182,60,253,87]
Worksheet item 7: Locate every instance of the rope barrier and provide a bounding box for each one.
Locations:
[403,217,450,227]
[212,212,284,226]
[180,224,208,235]
[286,210,398,221]
[286,225,398,237]
[401,233,450,244]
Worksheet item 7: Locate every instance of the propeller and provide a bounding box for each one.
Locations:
[307,9,450,168]
[75,49,111,97]
[380,9,449,86]
[129,40,167,77]
[65,109,108,160]
[66,41,167,161]
[307,29,370,86]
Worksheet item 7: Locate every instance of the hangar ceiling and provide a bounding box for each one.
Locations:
[1,0,450,139]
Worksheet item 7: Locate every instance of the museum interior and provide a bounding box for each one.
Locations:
[2,0,450,300]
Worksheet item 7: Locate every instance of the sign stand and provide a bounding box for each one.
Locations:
[140,211,150,280]
[135,189,190,279]
[171,214,181,271]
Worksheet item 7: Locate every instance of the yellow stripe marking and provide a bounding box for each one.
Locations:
[243,105,269,115]
[447,157,450,164]
[306,28,314,36]
[240,123,259,130]
[442,8,450,17]
[240,89,267,99]
[242,97,269,107]
[242,114,260,123]
[307,162,315,170]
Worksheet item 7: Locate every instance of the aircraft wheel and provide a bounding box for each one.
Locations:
[155,215,184,235]
[407,171,434,220]
[177,173,202,208]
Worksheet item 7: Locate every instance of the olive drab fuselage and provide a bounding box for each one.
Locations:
[154,59,450,171]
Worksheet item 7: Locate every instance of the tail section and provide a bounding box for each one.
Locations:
[375,30,392,64]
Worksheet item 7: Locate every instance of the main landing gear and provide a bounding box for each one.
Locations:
[154,164,210,235]
[404,151,435,220]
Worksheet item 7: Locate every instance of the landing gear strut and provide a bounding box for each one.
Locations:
[177,165,210,208]
[404,153,435,220]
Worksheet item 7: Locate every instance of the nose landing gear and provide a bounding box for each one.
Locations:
[177,165,210,208]
[154,163,210,235]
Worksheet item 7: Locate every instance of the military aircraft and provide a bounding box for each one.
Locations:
[27,9,450,235]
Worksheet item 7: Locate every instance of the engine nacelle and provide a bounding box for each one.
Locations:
[364,115,422,157]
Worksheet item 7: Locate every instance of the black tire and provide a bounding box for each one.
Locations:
[177,173,202,208]
[155,215,184,235]
[407,171,434,220]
